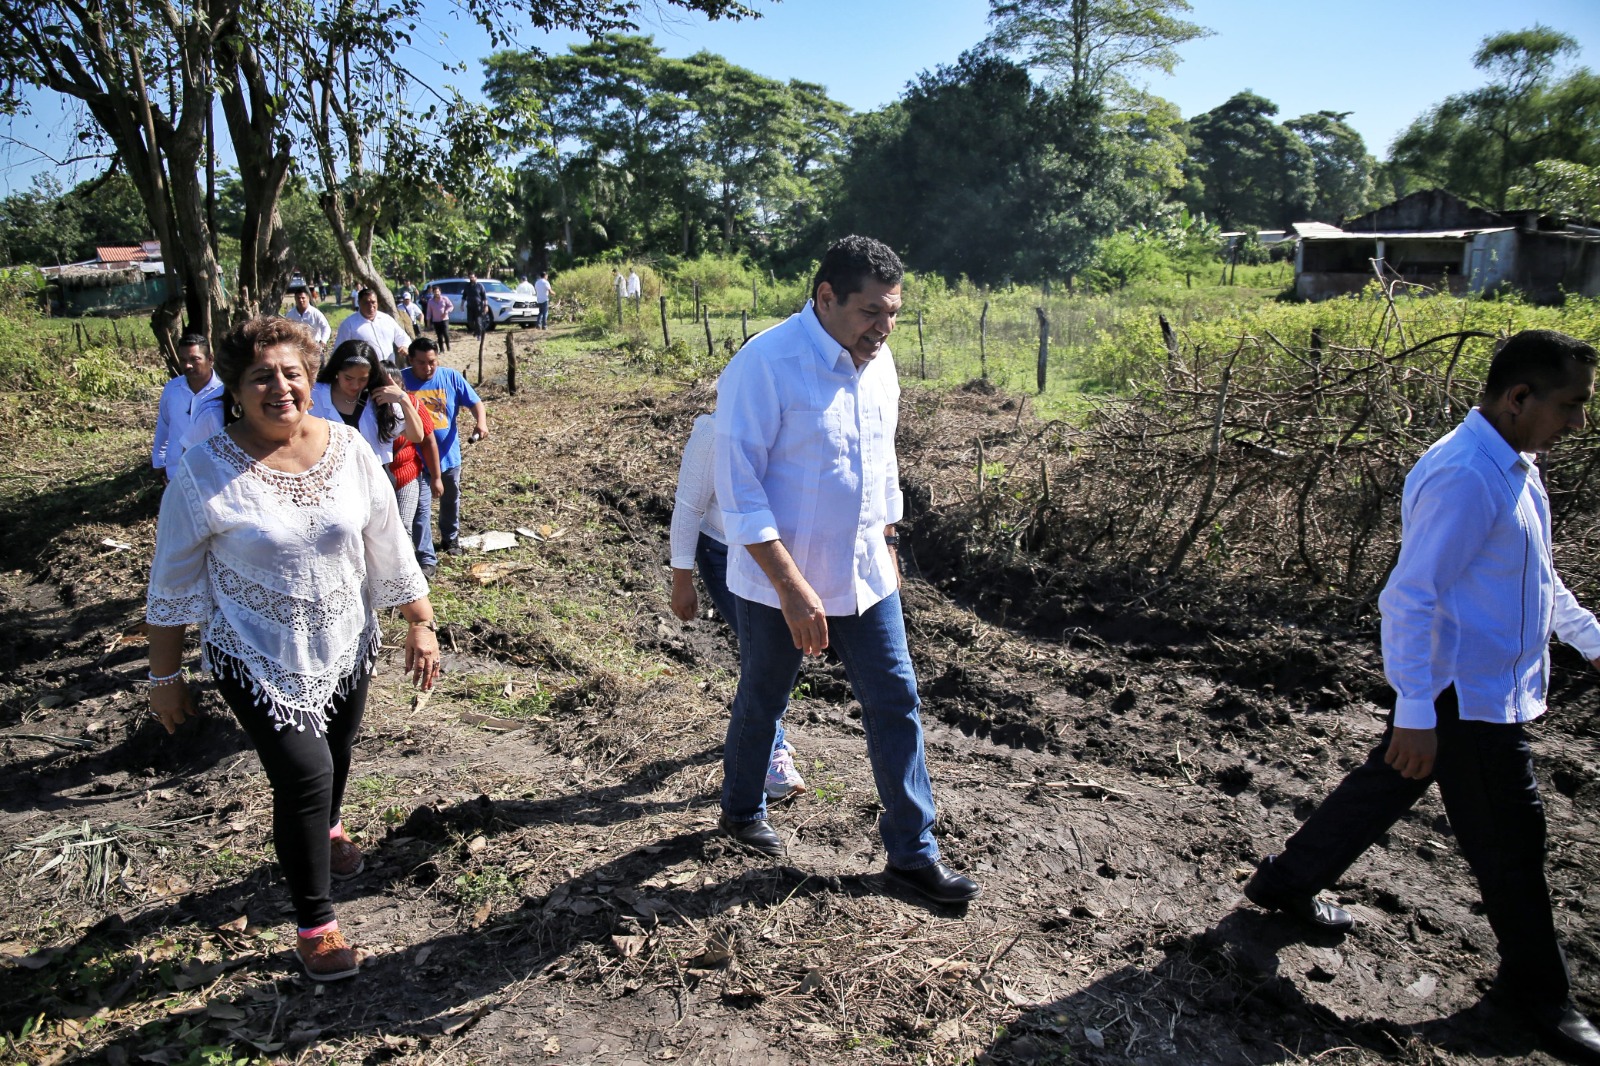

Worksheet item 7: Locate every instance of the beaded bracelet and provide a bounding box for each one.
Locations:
[147,668,187,688]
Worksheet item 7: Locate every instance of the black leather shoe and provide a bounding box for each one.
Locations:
[1244,868,1353,933]
[1529,1006,1600,1065]
[718,816,786,858]
[885,861,981,904]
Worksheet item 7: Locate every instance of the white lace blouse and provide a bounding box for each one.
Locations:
[146,422,429,735]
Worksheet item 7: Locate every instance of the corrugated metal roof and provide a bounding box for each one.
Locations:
[1294,224,1516,241]
[96,245,150,263]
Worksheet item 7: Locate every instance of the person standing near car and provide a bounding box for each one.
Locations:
[534,271,553,330]
[425,285,454,351]
[1242,329,1600,1065]
[462,272,490,341]
[403,336,488,562]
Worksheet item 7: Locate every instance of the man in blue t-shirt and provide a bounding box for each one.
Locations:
[403,336,489,572]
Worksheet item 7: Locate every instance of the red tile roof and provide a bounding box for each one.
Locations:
[96,245,149,263]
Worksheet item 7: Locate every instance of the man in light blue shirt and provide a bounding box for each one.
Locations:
[1245,329,1600,1064]
[712,236,978,905]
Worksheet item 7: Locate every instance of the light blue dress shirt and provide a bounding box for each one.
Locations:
[1379,408,1600,729]
[714,302,904,617]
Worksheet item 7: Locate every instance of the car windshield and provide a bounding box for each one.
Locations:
[482,281,512,293]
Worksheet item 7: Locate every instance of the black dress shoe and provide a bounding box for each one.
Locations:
[1525,1005,1600,1065]
[885,861,981,904]
[718,816,786,858]
[1244,869,1353,932]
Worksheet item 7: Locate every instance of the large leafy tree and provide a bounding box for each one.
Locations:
[1284,111,1376,223]
[986,0,1210,106]
[831,51,1145,285]
[484,34,846,263]
[1183,91,1315,229]
[0,0,752,359]
[0,171,151,267]
[1389,26,1600,210]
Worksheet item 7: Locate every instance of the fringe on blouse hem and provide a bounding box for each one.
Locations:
[204,629,379,737]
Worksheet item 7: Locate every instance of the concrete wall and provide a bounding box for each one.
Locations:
[1467,230,1519,293]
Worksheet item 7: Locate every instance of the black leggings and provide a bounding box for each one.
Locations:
[213,660,370,929]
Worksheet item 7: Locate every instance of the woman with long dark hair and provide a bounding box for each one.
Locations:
[311,340,424,465]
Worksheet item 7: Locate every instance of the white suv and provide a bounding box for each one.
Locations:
[423,277,539,329]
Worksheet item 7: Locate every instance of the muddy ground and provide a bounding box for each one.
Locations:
[4,333,1600,1066]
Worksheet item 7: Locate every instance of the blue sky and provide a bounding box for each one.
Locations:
[2,0,1597,195]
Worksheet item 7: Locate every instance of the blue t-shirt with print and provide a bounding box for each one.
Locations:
[401,365,481,470]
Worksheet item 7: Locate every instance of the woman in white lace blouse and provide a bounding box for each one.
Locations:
[145,315,440,983]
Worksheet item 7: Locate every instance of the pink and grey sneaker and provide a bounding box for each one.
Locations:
[296,926,363,982]
[764,745,807,801]
[329,828,364,880]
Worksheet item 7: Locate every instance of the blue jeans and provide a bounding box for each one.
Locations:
[411,478,436,567]
[437,465,462,547]
[697,534,785,755]
[724,589,938,869]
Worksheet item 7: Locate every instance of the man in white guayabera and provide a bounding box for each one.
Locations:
[712,235,978,906]
[151,332,224,482]
[1245,329,1600,1066]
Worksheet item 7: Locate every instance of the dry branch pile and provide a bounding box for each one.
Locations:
[916,320,1600,622]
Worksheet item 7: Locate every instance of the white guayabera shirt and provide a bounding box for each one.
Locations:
[714,301,903,617]
[669,414,727,569]
[1380,408,1600,729]
[146,423,428,735]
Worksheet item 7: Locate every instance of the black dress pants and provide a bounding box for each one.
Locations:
[213,660,370,930]
[1264,686,1570,1010]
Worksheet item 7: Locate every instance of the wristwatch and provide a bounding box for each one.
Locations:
[411,619,438,632]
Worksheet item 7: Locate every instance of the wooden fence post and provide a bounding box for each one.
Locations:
[751,278,758,312]
[477,330,486,387]
[616,288,624,326]
[1159,313,1180,374]
[979,300,989,380]
[917,311,926,380]
[660,295,671,347]
[1035,307,1049,393]
[505,332,517,395]
[703,313,715,359]
[740,310,748,342]
[1310,327,1324,413]
[692,281,700,324]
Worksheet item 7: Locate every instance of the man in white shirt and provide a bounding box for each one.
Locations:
[396,292,423,330]
[1245,329,1600,1064]
[151,332,225,481]
[333,288,411,362]
[284,285,331,348]
[533,271,552,330]
[514,274,535,299]
[626,268,640,300]
[713,235,978,905]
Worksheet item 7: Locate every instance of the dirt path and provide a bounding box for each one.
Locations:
[3,333,1599,1064]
